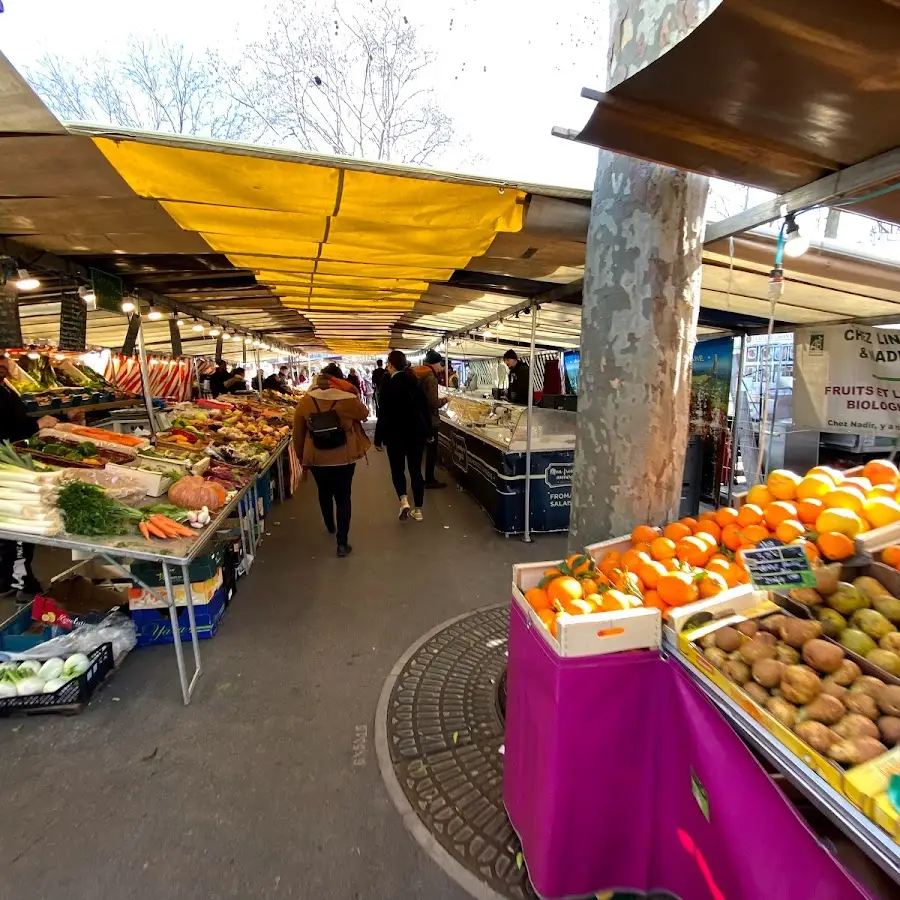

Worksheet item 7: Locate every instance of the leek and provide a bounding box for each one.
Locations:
[0,516,60,536]
[0,501,55,519]
[0,463,60,484]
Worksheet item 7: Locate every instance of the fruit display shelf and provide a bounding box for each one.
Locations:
[665,637,900,887]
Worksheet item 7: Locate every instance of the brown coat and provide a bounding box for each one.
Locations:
[293,383,370,467]
[412,364,446,428]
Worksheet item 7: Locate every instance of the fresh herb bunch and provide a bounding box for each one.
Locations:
[56,481,143,536]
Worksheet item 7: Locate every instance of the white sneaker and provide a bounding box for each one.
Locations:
[398,496,410,520]
[410,508,423,521]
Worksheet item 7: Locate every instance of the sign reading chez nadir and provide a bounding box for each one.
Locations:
[794,325,900,435]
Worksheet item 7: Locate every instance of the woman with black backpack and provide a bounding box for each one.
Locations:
[293,364,370,557]
[373,350,432,521]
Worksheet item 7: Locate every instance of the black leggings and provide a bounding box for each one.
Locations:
[387,442,425,508]
[0,540,37,592]
[424,438,438,482]
[311,464,356,544]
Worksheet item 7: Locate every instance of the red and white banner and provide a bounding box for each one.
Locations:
[105,354,194,402]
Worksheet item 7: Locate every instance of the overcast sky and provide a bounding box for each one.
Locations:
[0,0,607,190]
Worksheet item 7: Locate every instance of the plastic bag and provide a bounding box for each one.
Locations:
[1,612,136,663]
[61,468,147,506]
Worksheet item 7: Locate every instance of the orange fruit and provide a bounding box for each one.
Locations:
[807,465,844,485]
[795,497,824,525]
[708,552,731,565]
[822,487,865,516]
[699,571,728,598]
[642,589,668,612]
[621,548,650,572]
[815,508,865,539]
[631,524,660,545]
[694,520,721,542]
[565,553,592,576]
[632,542,653,557]
[565,597,598,616]
[706,557,738,588]
[637,559,667,590]
[863,496,900,529]
[681,517,699,532]
[676,536,712,567]
[763,501,798,530]
[612,569,643,596]
[580,578,600,596]
[863,458,900,486]
[736,504,764,527]
[597,589,633,612]
[649,536,677,561]
[741,524,770,545]
[881,545,900,568]
[660,557,680,571]
[796,473,834,500]
[524,587,551,611]
[817,532,854,562]
[663,522,691,542]
[722,524,743,551]
[767,469,802,501]
[598,552,621,578]
[658,571,700,607]
[694,532,719,553]
[584,593,603,609]
[537,608,557,634]
[715,507,739,528]
[547,576,583,608]
[698,510,718,523]
[868,483,896,498]
[774,519,805,544]
[746,484,773,507]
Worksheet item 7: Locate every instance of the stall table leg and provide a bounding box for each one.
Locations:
[180,562,203,693]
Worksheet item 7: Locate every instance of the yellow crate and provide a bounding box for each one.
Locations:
[844,746,900,817]
[874,793,900,843]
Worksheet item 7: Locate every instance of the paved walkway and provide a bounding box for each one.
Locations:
[0,452,566,900]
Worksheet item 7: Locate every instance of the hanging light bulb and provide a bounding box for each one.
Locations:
[209,327,221,337]
[783,214,809,258]
[147,302,163,321]
[14,269,40,291]
[192,321,204,333]
[221,332,232,342]
[176,318,186,327]
[482,328,493,339]
[27,349,40,360]
[121,299,136,313]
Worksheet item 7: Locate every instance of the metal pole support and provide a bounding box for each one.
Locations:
[523,301,538,543]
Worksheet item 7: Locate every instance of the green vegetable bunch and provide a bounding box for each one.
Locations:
[56,481,144,536]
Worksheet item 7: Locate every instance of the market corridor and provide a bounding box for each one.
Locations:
[0,452,566,900]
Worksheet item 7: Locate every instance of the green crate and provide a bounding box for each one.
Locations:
[130,546,224,587]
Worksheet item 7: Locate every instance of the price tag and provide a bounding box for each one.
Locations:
[741,538,816,591]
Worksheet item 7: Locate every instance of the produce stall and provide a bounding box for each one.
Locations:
[505,458,900,895]
[0,392,297,707]
[437,392,575,535]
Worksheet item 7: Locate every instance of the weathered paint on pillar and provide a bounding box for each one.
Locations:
[569,0,714,549]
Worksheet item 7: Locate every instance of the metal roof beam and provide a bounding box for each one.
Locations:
[704,145,900,243]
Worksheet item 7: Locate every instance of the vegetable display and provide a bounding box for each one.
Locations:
[56,481,144,536]
[0,654,89,697]
[0,442,63,536]
[168,476,226,512]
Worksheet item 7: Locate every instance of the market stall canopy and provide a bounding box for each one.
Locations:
[556,0,900,227]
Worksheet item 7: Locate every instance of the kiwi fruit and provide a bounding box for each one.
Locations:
[780,619,822,649]
[851,676,887,699]
[794,721,839,753]
[752,658,785,689]
[760,614,789,635]
[827,659,861,687]
[820,680,849,704]
[828,737,887,765]
[740,638,777,666]
[797,694,845,726]
[699,633,718,650]
[833,713,880,740]
[844,692,879,720]
[766,696,798,728]
[780,665,821,705]
[877,684,900,717]
[877,716,900,746]
[743,682,770,706]
[801,639,845,674]
[721,659,751,685]
[736,620,759,638]
[703,647,727,669]
[774,643,800,665]
[715,626,743,653]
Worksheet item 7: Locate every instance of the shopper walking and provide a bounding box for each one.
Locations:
[374,350,430,521]
[371,359,387,416]
[413,349,448,489]
[293,364,370,557]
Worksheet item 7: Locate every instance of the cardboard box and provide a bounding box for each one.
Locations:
[127,570,223,610]
[844,746,900,817]
[132,585,227,647]
[873,792,900,843]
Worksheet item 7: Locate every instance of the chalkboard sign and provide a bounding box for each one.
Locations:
[58,292,87,350]
[0,287,23,348]
[742,538,816,591]
[169,319,182,356]
[91,268,124,314]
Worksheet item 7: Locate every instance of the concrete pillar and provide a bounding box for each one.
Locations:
[569,0,716,549]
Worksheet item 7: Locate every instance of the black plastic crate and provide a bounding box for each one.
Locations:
[0,642,115,717]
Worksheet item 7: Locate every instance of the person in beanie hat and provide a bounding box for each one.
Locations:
[412,349,448,488]
[503,349,531,405]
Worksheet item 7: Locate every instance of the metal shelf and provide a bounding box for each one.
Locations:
[664,638,900,887]
[26,398,143,417]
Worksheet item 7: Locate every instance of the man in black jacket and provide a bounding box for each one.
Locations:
[0,355,56,597]
[208,360,229,397]
[371,359,387,415]
[503,349,531,405]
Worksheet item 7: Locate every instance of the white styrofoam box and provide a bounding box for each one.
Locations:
[105,463,172,497]
[664,588,769,635]
[511,558,661,659]
[128,570,224,610]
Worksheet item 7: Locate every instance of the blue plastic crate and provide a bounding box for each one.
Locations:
[0,604,60,653]
[132,586,227,648]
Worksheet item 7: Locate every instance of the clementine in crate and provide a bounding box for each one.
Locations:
[768,469,802,500]
[808,465,844,485]
[792,538,820,564]
[650,536,677,561]
[537,608,558,637]
[817,532,854,562]
[722,524,743,551]
[642,589,668,612]
[863,458,900,486]
[715,506,739,528]
[663,521,691,542]
[580,577,602,596]
[621,548,650,572]
[597,552,621,578]
[869,483,896,498]
[524,587,551,612]
[795,497,824,525]
[699,571,728,599]
[775,519,806,544]
[597,589,634,612]
[844,477,873,495]
[698,510,718,523]
[693,519,721,542]
[676,535,712,567]
[658,570,700,607]
[742,524,771,545]
[763,501,798,530]
[881,545,900,568]
[797,473,835,500]
[863,496,900,529]
[637,559,667,590]
[565,553,593,576]
[816,507,865,538]
[630,524,661,544]
[822,486,865,516]
[737,503,764,527]
[746,484,773,507]
[566,597,598,615]
[547,576,583,608]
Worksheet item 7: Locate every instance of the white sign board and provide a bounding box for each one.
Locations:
[794,325,900,435]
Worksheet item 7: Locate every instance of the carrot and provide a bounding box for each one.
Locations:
[152,515,194,537]
[145,521,169,539]
[139,521,152,541]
